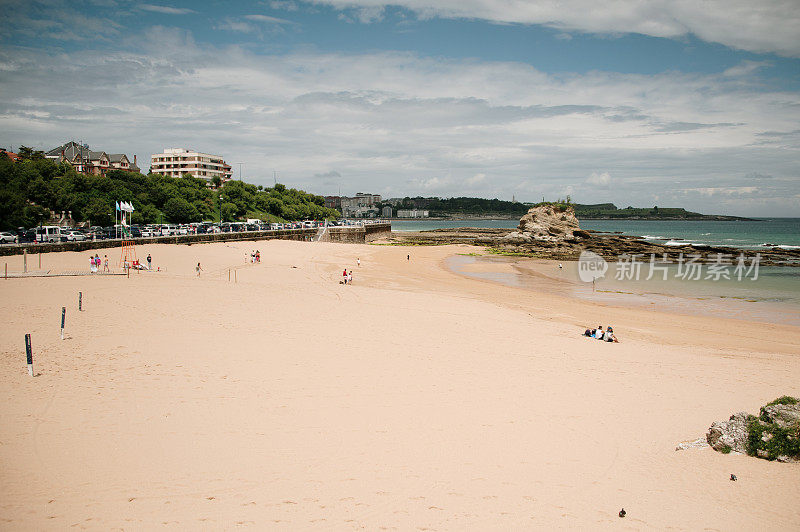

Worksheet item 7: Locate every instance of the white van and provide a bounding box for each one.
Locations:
[36,226,62,242]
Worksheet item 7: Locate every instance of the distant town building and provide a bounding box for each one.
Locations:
[339,192,382,217]
[45,141,140,176]
[149,148,233,183]
[381,205,393,218]
[397,209,429,218]
[324,196,342,210]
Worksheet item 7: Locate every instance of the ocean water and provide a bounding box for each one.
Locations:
[392,218,800,250]
[448,255,800,326]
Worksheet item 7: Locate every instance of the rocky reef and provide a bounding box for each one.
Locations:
[381,204,800,266]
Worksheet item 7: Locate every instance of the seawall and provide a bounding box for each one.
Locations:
[0,223,393,256]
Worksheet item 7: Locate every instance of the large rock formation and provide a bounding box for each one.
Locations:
[706,412,750,454]
[501,204,584,244]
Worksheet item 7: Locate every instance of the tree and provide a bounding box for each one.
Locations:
[220,202,237,222]
[83,197,113,226]
[17,145,45,161]
[163,197,199,223]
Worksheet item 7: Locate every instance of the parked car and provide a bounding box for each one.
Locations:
[63,230,87,242]
[16,229,35,243]
[35,225,62,243]
[0,231,17,243]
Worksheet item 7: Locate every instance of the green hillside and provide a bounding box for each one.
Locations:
[0,150,339,229]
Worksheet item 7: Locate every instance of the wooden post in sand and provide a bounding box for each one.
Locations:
[23,249,27,273]
[235,269,237,283]
[25,334,33,377]
[228,268,231,282]
[78,291,82,311]
[4,263,6,279]
[60,307,66,340]
[38,252,41,269]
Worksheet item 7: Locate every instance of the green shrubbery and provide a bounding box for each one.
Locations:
[0,151,339,229]
[745,396,800,461]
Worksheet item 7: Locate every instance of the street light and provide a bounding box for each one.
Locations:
[218,194,224,230]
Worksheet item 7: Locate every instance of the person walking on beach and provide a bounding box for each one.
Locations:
[146,253,152,270]
[103,255,109,272]
[196,262,203,277]
[407,254,410,261]
[343,268,348,284]
[89,254,97,273]
[347,270,353,284]
[255,250,260,263]
[357,258,361,267]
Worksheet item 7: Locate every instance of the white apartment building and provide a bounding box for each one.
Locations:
[397,209,429,218]
[150,148,233,182]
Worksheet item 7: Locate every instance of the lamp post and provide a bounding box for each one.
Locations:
[218,194,223,230]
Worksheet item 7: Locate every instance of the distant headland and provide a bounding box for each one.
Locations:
[385,196,753,221]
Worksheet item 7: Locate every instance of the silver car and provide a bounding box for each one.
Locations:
[63,230,87,242]
[0,231,17,243]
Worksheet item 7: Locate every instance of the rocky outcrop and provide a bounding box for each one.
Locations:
[707,412,750,454]
[760,403,800,429]
[501,204,582,243]
[705,397,800,462]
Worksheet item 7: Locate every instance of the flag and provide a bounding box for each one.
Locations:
[115,201,120,211]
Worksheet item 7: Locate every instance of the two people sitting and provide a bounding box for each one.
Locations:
[583,325,619,343]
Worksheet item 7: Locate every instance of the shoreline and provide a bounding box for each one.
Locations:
[1,239,798,528]
[448,253,800,328]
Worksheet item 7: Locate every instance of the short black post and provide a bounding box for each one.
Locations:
[60,306,66,340]
[25,334,33,376]
[78,291,82,311]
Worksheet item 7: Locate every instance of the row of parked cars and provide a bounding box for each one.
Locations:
[0,219,383,245]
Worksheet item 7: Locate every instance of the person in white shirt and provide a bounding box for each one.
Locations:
[595,326,604,339]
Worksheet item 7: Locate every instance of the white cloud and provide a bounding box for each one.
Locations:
[270,1,300,11]
[244,14,294,24]
[0,34,798,215]
[308,0,800,57]
[466,173,486,185]
[586,172,611,187]
[723,61,771,77]
[139,4,196,15]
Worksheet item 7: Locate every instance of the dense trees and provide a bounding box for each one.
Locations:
[0,150,339,229]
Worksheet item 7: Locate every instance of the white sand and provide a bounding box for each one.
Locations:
[1,239,798,529]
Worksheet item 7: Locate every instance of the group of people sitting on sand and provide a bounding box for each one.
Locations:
[583,325,619,343]
[250,250,261,263]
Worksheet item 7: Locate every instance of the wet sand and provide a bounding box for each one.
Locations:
[1,240,798,529]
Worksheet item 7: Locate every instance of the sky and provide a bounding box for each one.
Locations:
[0,0,799,216]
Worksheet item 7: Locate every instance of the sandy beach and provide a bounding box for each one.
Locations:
[1,239,799,529]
